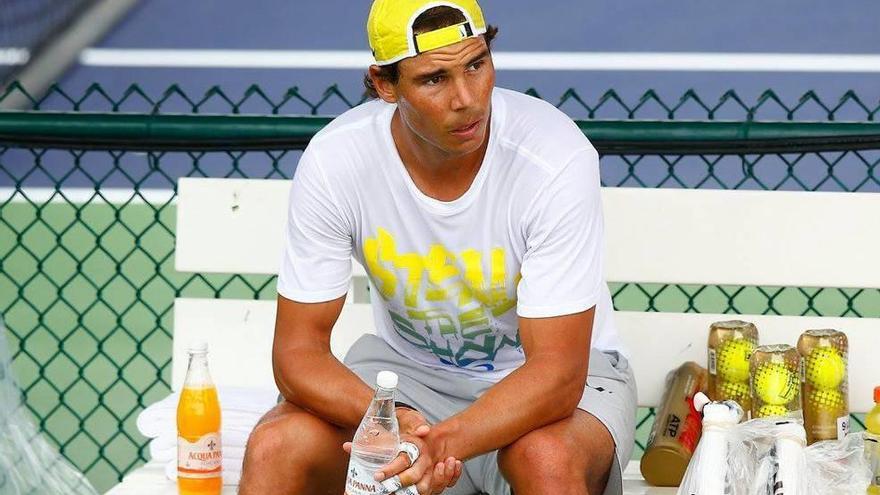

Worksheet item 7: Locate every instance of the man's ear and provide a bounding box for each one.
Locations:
[369,65,399,104]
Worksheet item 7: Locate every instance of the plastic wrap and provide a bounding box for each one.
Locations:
[804,431,872,495]
[678,397,871,495]
[735,420,870,495]
[0,320,98,495]
[677,396,746,495]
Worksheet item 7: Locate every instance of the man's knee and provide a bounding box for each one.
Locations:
[498,427,585,481]
[243,402,346,472]
[497,412,615,489]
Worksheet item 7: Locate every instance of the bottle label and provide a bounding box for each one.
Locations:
[345,457,385,495]
[708,348,717,375]
[677,395,702,454]
[836,415,849,440]
[178,433,222,478]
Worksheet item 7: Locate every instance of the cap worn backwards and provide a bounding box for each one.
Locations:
[367,0,487,66]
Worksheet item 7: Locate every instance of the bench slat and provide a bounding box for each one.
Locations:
[175,178,367,277]
[603,187,880,289]
[174,298,880,412]
[176,178,880,289]
[171,298,375,392]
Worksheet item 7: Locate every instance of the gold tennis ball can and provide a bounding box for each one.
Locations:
[640,362,708,486]
[707,320,758,412]
[797,329,849,444]
[750,344,801,420]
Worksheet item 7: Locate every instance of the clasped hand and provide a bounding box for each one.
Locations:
[343,408,463,494]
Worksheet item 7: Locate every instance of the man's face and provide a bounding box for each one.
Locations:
[392,36,495,158]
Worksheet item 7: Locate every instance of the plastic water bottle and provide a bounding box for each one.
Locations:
[345,371,400,495]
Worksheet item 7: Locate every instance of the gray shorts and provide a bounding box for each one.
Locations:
[343,334,637,495]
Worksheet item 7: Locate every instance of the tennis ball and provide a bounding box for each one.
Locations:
[756,404,789,418]
[809,388,845,411]
[753,362,798,406]
[805,346,845,390]
[716,338,754,383]
[718,380,750,402]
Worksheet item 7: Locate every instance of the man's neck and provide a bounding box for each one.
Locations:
[391,110,490,203]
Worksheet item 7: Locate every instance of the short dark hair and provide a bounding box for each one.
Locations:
[363,6,498,99]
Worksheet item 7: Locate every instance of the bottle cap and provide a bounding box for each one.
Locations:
[693,391,711,413]
[377,370,398,389]
[874,386,880,403]
[187,340,208,353]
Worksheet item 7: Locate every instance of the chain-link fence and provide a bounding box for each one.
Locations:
[1,83,879,492]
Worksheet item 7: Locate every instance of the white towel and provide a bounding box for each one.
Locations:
[164,458,242,486]
[137,386,277,438]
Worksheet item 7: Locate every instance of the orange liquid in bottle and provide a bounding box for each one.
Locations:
[177,384,222,493]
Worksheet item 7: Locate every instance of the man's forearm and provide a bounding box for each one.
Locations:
[429,356,588,461]
[274,346,374,429]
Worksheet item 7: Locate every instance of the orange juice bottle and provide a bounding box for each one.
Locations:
[177,341,222,494]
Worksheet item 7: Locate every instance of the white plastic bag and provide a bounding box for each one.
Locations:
[0,319,98,495]
[680,402,871,495]
[804,431,872,495]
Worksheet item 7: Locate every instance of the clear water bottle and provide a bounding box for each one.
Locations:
[344,371,400,495]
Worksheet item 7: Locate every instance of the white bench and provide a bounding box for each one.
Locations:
[109,177,880,495]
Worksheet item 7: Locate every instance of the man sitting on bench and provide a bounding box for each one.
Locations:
[239,1,636,493]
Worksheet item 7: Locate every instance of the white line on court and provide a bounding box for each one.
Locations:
[0,187,176,205]
[78,49,880,72]
[0,48,30,65]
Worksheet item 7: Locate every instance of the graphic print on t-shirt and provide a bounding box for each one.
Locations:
[364,227,521,371]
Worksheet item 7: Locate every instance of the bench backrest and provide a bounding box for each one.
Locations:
[173,177,880,412]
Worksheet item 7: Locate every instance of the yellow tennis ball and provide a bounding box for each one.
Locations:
[809,388,845,411]
[756,404,789,418]
[718,380,750,402]
[805,346,845,390]
[754,362,798,405]
[716,338,754,383]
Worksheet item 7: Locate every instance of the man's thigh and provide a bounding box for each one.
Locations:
[493,409,615,495]
[484,349,637,495]
[241,400,354,487]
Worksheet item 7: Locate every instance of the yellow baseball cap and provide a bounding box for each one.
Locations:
[367,0,487,66]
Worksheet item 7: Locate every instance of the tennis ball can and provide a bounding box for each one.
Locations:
[177,341,222,494]
[749,344,801,420]
[797,329,849,444]
[707,320,758,412]
[640,362,707,486]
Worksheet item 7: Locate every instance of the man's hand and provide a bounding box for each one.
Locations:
[385,407,462,493]
[341,408,463,494]
[396,407,431,437]
[341,435,461,494]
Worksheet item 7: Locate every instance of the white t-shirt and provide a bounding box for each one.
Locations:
[277,87,623,381]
